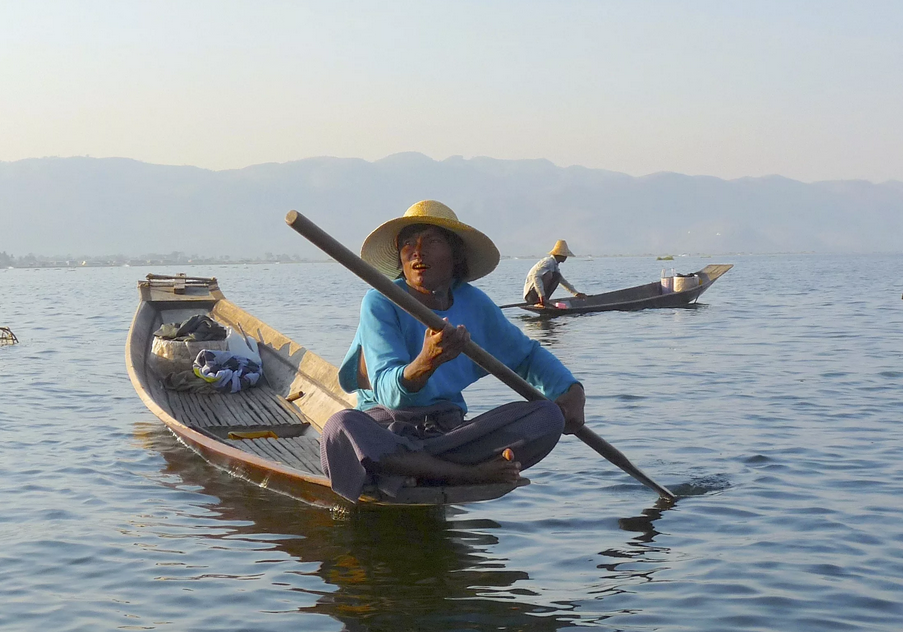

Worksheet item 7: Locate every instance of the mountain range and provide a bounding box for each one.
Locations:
[2,153,901,258]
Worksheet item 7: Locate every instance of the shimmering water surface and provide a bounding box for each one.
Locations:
[1,254,902,631]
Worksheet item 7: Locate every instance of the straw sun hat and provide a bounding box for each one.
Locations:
[360,200,500,282]
[548,240,576,257]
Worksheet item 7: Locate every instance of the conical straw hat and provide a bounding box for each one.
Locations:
[548,240,576,257]
[360,200,500,282]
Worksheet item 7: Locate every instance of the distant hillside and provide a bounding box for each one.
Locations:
[2,153,901,257]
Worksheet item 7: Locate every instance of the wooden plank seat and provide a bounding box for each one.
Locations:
[160,384,324,476]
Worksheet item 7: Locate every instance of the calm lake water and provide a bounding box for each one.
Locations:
[1,254,902,631]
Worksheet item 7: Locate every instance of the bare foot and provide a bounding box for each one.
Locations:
[448,457,521,485]
[376,451,521,486]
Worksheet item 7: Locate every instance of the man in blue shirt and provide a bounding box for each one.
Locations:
[320,200,586,501]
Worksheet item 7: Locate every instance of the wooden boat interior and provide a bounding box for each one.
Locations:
[127,274,524,507]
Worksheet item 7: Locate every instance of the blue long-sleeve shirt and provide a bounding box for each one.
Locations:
[338,279,578,413]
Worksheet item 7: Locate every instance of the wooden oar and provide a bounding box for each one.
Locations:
[498,301,530,309]
[285,210,675,501]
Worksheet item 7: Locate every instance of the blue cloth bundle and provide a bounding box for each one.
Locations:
[193,349,262,393]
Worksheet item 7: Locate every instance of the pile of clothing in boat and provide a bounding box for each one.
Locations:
[153,314,228,342]
[154,315,262,394]
[192,348,261,393]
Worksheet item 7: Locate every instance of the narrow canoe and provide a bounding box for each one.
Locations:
[519,264,733,316]
[126,273,526,508]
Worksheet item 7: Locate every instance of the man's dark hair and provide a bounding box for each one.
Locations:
[396,223,470,281]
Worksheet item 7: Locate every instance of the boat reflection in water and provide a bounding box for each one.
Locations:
[519,316,567,346]
[135,420,673,630]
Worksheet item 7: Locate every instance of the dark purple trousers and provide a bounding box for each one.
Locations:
[320,400,564,502]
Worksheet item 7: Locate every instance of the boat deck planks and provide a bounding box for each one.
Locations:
[224,435,322,474]
[281,437,324,473]
[159,383,324,474]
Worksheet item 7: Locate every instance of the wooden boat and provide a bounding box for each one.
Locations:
[519,264,733,316]
[126,273,525,508]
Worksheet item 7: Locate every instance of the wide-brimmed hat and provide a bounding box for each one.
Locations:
[360,200,500,282]
[549,240,576,257]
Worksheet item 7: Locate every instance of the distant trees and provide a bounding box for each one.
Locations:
[0,251,311,268]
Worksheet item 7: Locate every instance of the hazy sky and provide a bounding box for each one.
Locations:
[2,1,901,182]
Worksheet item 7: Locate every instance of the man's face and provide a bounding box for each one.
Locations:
[399,226,455,291]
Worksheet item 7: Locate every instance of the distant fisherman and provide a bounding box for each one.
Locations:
[523,240,587,307]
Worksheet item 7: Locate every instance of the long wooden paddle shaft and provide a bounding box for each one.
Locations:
[285,210,675,500]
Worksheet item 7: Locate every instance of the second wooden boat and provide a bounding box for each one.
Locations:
[518,264,733,316]
[126,274,526,508]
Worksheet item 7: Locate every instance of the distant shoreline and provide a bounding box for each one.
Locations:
[2,251,821,270]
